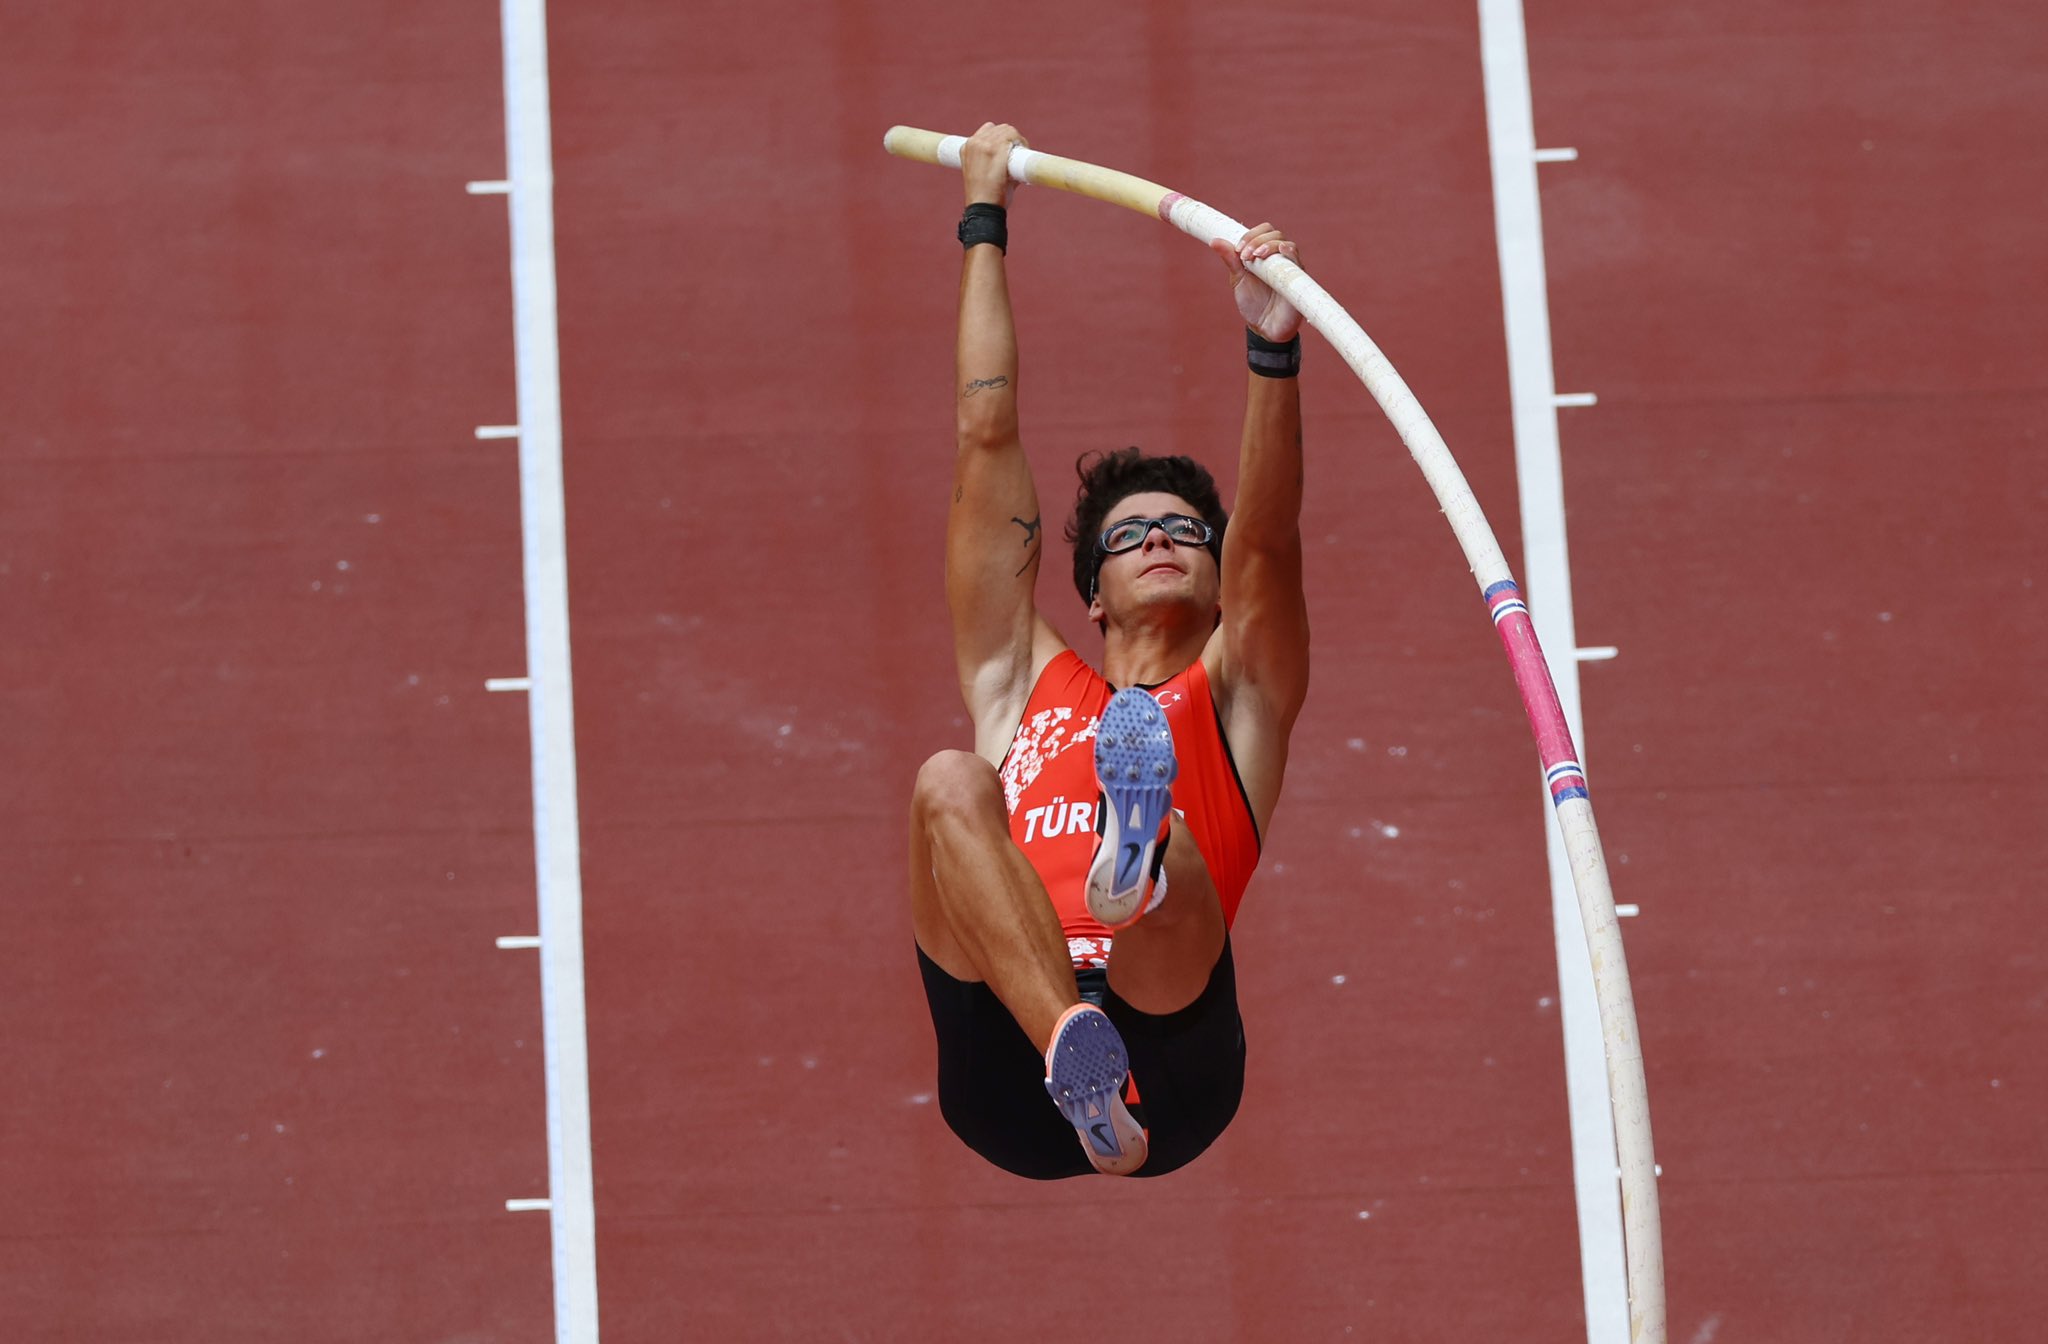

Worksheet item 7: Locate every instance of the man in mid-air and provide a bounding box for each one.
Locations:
[908,122,1311,1177]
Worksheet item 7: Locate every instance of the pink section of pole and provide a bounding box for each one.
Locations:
[1485,580,1584,787]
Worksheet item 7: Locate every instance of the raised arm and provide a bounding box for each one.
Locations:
[1204,224,1312,820]
[946,123,1066,761]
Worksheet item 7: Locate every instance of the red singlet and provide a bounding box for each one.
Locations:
[997,650,1261,969]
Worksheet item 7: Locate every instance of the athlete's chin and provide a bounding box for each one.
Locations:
[1114,589,1216,627]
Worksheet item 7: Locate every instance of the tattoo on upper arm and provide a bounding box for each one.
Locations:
[962,376,1009,398]
[1011,514,1041,575]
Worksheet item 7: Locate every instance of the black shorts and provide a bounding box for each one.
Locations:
[916,938,1246,1180]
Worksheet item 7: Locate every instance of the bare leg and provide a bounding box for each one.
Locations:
[908,750,1078,1052]
[1105,811,1226,1015]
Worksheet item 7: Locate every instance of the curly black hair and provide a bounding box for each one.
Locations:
[1063,447,1229,606]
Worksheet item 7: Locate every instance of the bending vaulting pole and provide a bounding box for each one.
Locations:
[883,124,1667,1344]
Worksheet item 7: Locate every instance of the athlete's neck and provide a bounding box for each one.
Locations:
[1101,617,1208,690]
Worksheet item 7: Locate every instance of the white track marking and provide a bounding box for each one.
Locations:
[475,425,521,440]
[1575,646,1619,662]
[1478,2,1630,1340]
[505,1198,554,1212]
[496,0,599,1338]
[1554,392,1599,407]
[486,677,532,692]
[497,936,543,950]
[1533,147,1579,163]
[1616,905,1641,918]
[468,180,513,194]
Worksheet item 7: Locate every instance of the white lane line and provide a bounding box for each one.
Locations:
[498,0,599,1338]
[505,1198,553,1212]
[1533,147,1579,162]
[486,677,532,692]
[1478,2,1630,1341]
[1553,392,1598,407]
[1575,646,1619,662]
[469,180,513,194]
[1616,905,1641,918]
[497,935,542,950]
[475,425,521,440]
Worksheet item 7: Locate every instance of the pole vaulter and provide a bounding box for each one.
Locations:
[885,124,1667,1344]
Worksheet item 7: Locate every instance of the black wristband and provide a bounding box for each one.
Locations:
[958,202,1007,253]
[1247,328,1301,378]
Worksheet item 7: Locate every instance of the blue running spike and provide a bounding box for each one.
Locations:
[1087,687,1178,927]
[1043,1005,1147,1175]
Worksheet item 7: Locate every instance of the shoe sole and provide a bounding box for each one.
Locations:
[1043,1004,1147,1176]
[1088,687,1178,927]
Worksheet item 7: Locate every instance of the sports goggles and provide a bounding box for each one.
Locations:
[1094,514,1215,556]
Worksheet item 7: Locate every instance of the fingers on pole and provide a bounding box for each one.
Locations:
[1210,236,1244,278]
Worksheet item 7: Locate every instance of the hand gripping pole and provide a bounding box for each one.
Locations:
[886,124,1666,1344]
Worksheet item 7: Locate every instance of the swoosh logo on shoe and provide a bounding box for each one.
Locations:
[1089,1122,1114,1150]
[1121,842,1141,880]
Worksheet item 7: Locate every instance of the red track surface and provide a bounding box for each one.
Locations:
[5,3,2041,1341]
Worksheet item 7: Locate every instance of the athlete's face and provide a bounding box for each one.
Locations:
[1088,491,1221,628]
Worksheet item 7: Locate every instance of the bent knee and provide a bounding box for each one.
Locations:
[913,750,1004,821]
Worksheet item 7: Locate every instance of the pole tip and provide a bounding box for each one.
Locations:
[883,125,946,163]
